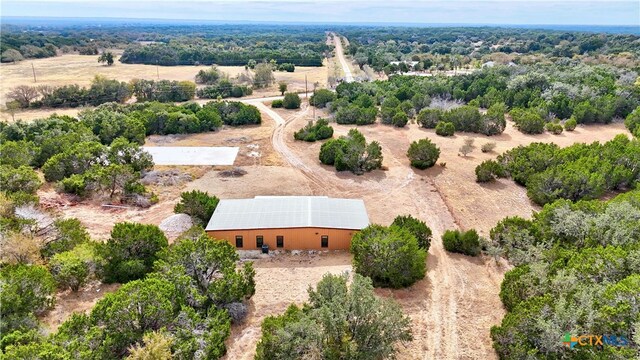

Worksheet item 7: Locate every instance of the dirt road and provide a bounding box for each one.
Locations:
[221,100,506,360]
[332,33,354,83]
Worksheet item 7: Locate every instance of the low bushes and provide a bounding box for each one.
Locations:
[293,118,333,142]
[475,160,506,182]
[335,105,377,125]
[564,117,577,131]
[391,215,432,250]
[310,89,336,108]
[418,103,506,135]
[480,135,640,204]
[545,122,563,135]
[625,106,640,137]
[481,142,496,153]
[351,224,426,288]
[282,93,301,109]
[319,129,383,175]
[271,99,283,108]
[442,229,481,256]
[407,138,440,169]
[435,121,455,136]
[174,190,220,225]
[510,108,545,134]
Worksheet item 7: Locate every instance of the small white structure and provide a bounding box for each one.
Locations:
[143,146,239,166]
[390,60,419,68]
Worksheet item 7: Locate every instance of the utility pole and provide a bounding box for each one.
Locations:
[312,83,316,123]
[31,63,37,83]
[305,74,308,99]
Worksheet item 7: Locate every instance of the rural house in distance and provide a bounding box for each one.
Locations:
[205,196,369,250]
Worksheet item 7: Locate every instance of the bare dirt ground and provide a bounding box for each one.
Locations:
[40,281,120,333]
[226,252,353,358]
[0,54,327,122]
[24,38,631,359]
[215,104,629,360]
[37,97,628,358]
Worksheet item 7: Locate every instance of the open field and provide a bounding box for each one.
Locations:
[0,53,328,121]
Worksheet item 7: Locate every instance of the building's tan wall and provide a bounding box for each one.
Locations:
[207,227,357,250]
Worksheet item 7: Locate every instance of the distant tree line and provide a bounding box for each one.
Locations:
[340,26,640,72]
[1,23,331,64]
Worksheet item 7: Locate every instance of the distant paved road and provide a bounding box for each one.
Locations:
[332,33,354,83]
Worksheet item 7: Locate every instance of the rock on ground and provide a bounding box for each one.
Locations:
[159,213,193,237]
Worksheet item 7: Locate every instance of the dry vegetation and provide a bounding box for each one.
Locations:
[0,53,328,121]
[19,42,631,359]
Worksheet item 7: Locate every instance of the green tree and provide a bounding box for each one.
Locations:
[92,164,137,200]
[625,106,640,137]
[475,160,506,182]
[42,141,106,182]
[0,264,56,335]
[435,121,455,136]
[0,165,41,194]
[407,138,440,169]
[49,243,97,291]
[253,63,275,89]
[510,108,545,134]
[256,273,412,360]
[442,229,481,256]
[153,234,255,309]
[282,92,301,109]
[0,140,38,168]
[293,118,333,142]
[98,222,169,283]
[1,49,24,63]
[89,278,180,357]
[417,108,443,128]
[319,129,383,174]
[392,215,432,250]
[392,111,409,127]
[42,218,90,258]
[309,89,336,108]
[350,224,427,288]
[3,341,70,360]
[98,51,114,66]
[107,137,154,172]
[278,82,287,96]
[174,190,220,225]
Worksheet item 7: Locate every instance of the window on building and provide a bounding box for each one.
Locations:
[276,235,284,248]
[321,235,329,248]
[256,235,264,248]
[235,235,243,248]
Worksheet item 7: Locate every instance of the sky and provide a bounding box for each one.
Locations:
[1,0,639,26]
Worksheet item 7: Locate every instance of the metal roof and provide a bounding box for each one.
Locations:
[205,196,369,231]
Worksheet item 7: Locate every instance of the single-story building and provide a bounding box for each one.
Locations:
[205,196,370,250]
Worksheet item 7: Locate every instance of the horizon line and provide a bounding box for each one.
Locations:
[2,15,638,28]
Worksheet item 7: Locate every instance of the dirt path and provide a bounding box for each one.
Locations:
[219,99,506,359]
[332,33,354,83]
